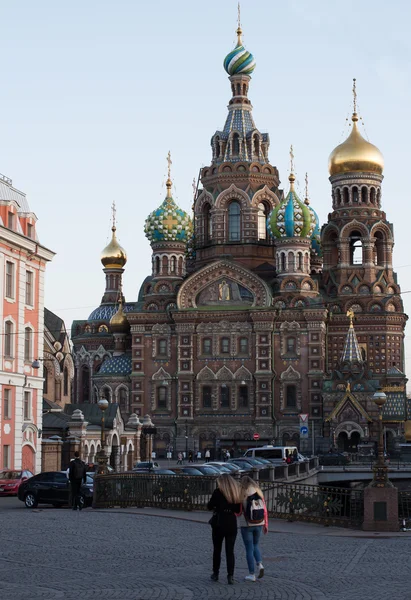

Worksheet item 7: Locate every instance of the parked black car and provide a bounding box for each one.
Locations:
[18,471,94,509]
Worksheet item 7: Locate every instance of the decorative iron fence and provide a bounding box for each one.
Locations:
[93,473,217,510]
[261,481,364,528]
[398,490,411,528]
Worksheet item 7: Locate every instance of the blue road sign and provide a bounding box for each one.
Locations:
[300,426,308,437]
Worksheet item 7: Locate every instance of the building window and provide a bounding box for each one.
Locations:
[63,368,69,396]
[258,203,267,240]
[204,204,212,242]
[228,201,241,242]
[220,385,230,408]
[202,385,212,408]
[239,385,248,407]
[119,388,128,411]
[286,385,297,408]
[239,337,248,354]
[158,339,167,356]
[55,381,61,401]
[286,337,296,354]
[4,321,13,358]
[157,386,167,409]
[24,327,32,362]
[5,261,14,299]
[3,445,10,469]
[82,366,90,402]
[7,212,14,229]
[220,337,230,354]
[3,389,11,419]
[43,366,48,394]
[27,223,33,239]
[202,338,212,355]
[25,271,33,306]
[24,391,31,421]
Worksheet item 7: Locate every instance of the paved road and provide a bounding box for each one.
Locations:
[1,497,411,600]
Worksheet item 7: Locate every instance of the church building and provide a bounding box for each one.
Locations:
[72,22,407,457]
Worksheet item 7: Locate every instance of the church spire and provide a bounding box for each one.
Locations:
[341,309,363,363]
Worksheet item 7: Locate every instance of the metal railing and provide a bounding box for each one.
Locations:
[261,481,364,528]
[93,473,217,510]
[398,490,411,528]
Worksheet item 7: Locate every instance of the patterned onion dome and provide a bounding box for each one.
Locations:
[101,226,127,269]
[144,179,192,243]
[223,27,256,76]
[329,112,384,176]
[269,174,315,239]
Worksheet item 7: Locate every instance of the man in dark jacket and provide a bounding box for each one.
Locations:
[68,452,87,510]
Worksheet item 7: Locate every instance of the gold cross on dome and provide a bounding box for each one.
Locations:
[346,308,355,325]
[111,200,117,229]
[352,78,357,113]
[163,213,179,229]
[192,177,196,199]
[167,151,172,180]
[305,172,308,199]
[290,145,294,173]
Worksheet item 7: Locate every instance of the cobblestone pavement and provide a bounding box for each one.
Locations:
[1,499,411,600]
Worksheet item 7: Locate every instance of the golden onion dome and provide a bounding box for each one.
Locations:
[101,226,127,269]
[329,113,384,177]
[110,301,130,333]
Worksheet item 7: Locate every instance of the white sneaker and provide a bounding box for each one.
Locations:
[245,574,256,582]
[257,563,264,579]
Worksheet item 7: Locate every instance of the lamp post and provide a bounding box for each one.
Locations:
[96,396,109,474]
[141,415,156,462]
[185,419,188,461]
[372,387,390,488]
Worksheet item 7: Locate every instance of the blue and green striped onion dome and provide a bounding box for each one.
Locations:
[223,28,256,76]
[269,175,315,239]
[144,180,193,243]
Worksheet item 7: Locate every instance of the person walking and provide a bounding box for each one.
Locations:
[188,451,193,463]
[177,452,183,465]
[197,450,202,462]
[205,449,210,463]
[238,476,268,582]
[68,451,87,511]
[207,474,241,585]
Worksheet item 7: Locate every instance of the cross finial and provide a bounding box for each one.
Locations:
[111,200,117,230]
[192,177,196,199]
[352,78,357,114]
[346,308,355,326]
[305,172,308,198]
[290,145,294,173]
[167,151,172,180]
[236,2,243,45]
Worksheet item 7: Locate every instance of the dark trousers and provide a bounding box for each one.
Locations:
[70,479,82,509]
[212,528,237,576]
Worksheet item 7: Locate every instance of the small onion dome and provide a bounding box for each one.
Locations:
[144,179,193,243]
[101,226,127,269]
[110,301,130,333]
[269,174,315,239]
[223,26,256,76]
[329,113,384,176]
[304,197,322,257]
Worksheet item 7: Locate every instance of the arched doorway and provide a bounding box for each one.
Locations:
[22,445,35,473]
[337,432,349,452]
[349,431,361,452]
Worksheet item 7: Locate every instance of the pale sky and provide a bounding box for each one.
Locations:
[1,0,411,377]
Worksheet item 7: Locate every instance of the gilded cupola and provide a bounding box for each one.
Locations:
[101,203,127,269]
[328,79,384,177]
[110,297,130,334]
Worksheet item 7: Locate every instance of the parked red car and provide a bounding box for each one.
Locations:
[0,470,33,496]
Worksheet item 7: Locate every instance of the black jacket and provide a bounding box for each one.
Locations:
[207,488,241,533]
[68,458,87,483]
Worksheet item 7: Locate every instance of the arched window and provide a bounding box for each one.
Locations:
[202,338,212,355]
[352,186,359,203]
[4,320,13,358]
[24,327,32,362]
[232,133,240,156]
[119,388,128,411]
[370,188,376,204]
[286,385,297,408]
[257,203,268,240]
[374,231,385,266]
[298,252,303,271]
[288,252,295,272]
[220,337,230,354]
[162,256,168,274]
[343,188,349,204]
[361,187,368,203]
[336,189,342,205]
[239,385,248,407]
[377,189,381,206]
[170,256,176,273]
[220,385,230,408]
[103,387,111,402]
[82,366,90,402]
[158,339,167,356]
[228,202,241,242]
[63,367,69,396]
[214,137,220,160]
[239,337,248,354]
[349,231,363,265]
[281,252,286,272]
[43,366,48,395]
[155,256,160,275]
[286,337,296,354]
[202,385,212,408]
[253,136,260,158]
[157,386,167,409]
[204,204,212,242]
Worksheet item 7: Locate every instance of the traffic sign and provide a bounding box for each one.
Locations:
[253,433,260,441]
[300,426,309,438]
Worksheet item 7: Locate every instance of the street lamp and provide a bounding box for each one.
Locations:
[372,387,391,488]
[96,396,109,474]
[185,419,188,461]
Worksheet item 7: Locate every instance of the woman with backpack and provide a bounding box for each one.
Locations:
[207,474,242,585]
[239,476,268,582]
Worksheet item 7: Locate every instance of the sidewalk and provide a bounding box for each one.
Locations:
[95,505,411,538]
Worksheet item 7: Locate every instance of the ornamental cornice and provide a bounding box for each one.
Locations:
[330,172,383,185]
